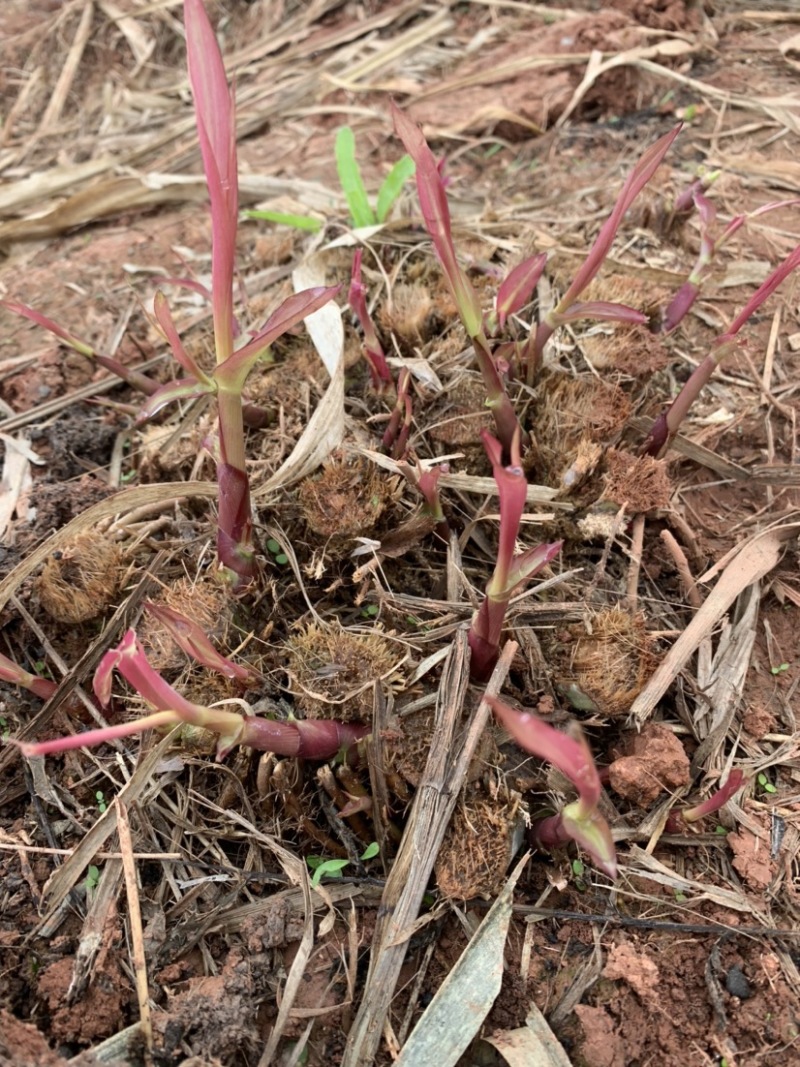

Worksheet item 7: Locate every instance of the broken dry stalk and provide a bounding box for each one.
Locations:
[468,429,562,681]
[486,695,616,878]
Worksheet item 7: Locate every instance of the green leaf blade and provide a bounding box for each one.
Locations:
[376,154,415,222]
[335,126,375,228]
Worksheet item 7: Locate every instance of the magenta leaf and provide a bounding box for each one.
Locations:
[557,124,681,310]
[215,285,340,393]
[496,253,548,330]
[0,652,58,701]
[487,696,601,809]
[683,770,747,824]
[350,250,394,392]
[152,291,211,383]
[144,601,257,682]
[391,101,482,337]
[553,301,647,327]
[1,300,95,357]
[184,0,238,364]
[135,377,215,423]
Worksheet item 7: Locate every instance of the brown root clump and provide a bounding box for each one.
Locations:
[581,324,671,378]
[530,373,630,491]
[285,621,399,721]
[435,783,522,900]
[556,606,658,718]
[36,533,122,623]
[297,454,389,540]
[378,281,439,348]
[601,449,672,512]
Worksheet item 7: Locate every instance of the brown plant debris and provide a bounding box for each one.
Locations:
[435,782,522,900]
[285,620,399,721]
[555,607,659,718]
[297,454,390,540]
[601,449,672,512]
[36,532,122,623]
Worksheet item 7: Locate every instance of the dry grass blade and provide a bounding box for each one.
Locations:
[477,1002,574,1067]
[629,521,800,725]
[342,634,518,1067]
[66,858,123,1003]
[116,802,153,1061]
[35,730,181,924]
[393,853,529,1066]
[255,254,344,496]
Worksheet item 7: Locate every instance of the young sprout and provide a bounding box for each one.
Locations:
[349,248,394,393]
[468,429,562,681]
[523,124,680,377]
[662,196,800,333]
[382,367,413,458]
[16,630,367,763]
[486,695,616,878]
[665,770,746,834]
[391,102,524,458]
[0,651,58,701]
[642,243,800,457]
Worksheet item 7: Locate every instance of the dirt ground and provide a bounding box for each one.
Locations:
[1,1,800,1065]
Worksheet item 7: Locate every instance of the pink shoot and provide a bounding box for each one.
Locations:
[526,124,681,376]
[349,249,394,393]
[18,629,367,762]
[468,429,562,681]
[391,102,523,457]
[665,770,746,833]
[382,368,413,458]
[1,299,162,398]
[0,651,58,701]
[662,196,799,333]
[143,601,257,682]
[486,695,616,878]
[493,252,548,333]
[643,243,800,456]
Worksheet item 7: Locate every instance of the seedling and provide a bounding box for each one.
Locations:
[243,125,413,232]
[85,865,101,893]
[643,244,800,457]
[771,662,789,676]
[757,772,777,796]
[661,195,800,333]
[335,126,415,228]
[349,249,395,393]
[486,695,616,878]
[95,790,107,814]
[265,538,289,566]
[468,429,562,681]
[2,0,339,592]
[306,841,379,887]
[665,770,747,833]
